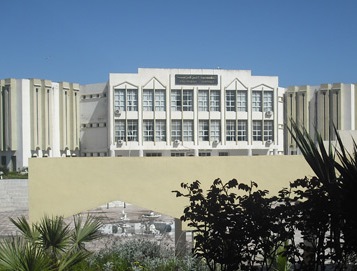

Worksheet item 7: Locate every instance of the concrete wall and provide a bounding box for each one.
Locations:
[29,155,314,228]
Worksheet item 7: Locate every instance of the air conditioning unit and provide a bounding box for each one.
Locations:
[174,139,180,144]
[265,111,273,117]
[114,109,121,116]
[117,140,124,145]
[266,140,273,144]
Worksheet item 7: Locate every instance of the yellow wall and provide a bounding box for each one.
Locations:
[29,155,314,225]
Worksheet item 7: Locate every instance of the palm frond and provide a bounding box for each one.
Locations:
[57,250,91,271]
[71,215,102,250]
[10,216,39,243]
[0,237,52,271]
[288,120,337,185]
[36,216,71,259]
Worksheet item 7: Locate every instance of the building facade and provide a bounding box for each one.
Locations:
[97,68,284,157]
[3,68,357,171]
[79,82,109,157]
[284,83,356,154]
[0,78,80,170]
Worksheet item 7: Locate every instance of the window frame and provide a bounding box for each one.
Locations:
[155,89,166,111]
[143,89,154,111]
[198,120,209,141]
[127,120,138,141]
[198,90,209,111]
[210,120,221,141]
[209,90,220,112]
[114,89,125,112]
[252,120,262,141]
[252,91,262,112]
[226,120,236,141]
[182,90,193,111]
[126,89,138,111]
[264,120,274,141]
[171,120,182,141]
[171,90,182,111]
[183,120,194,141]
[143,120,154,142]
[155,120,166,142]
[263,91,273,112]
[226,90,236,112]
[237,120,247,141]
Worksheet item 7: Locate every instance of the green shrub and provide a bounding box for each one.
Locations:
[74,238,208,271]
[0,166,9,176]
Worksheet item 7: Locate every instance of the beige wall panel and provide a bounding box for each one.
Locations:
[29,156,314,224]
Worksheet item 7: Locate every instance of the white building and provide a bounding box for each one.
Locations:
[0,78,80,170]
[3,69,357,171]
[284,83,357,154]
[81,68,285,157]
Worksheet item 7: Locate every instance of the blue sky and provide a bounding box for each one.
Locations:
[1,0,356,87]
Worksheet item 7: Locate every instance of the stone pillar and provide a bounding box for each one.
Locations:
[175,218,186,256]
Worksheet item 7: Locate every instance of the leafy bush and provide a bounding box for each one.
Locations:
[74,238,208,271]
[173,179,289,271]
[0,166,9,176]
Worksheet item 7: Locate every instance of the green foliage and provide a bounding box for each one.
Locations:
[0,166,9,176]
[72,239,208,271]
[287,121,357,269]
[174,178,288,271]
[0,215,102,271]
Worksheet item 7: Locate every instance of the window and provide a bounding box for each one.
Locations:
[171,152,185,157]
[237,91,247,112]
[183,120,194,141]
[237,120,247,141]
[219,152,229,156]
[155,120,166,141]
[146,153,162,157]
[127,120,138,141]
[226,120,236,141]
[199,152,211,156]
[127,89,138,111]
[114,89,125,111]
[155,90,166,111]
[263,91,273,112]
[198,90,208,111]
[226,90,236,111]
[171,120,182,141]
[252,91,262,112]
[171,90,181,111]
[199,120,209,141]
[264,120,274,141]
[143,90,153,111]
[210,90,220,111]
[252,120,262,141]
[143,120,154,141]
[210,120,220,141]
[115,120,125,141]
[183,90,193,111]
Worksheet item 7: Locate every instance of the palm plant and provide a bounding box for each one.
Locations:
[288,120,357,268]
[0,215,102,271]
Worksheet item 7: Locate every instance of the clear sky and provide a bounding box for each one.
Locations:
[1,0,356,87]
